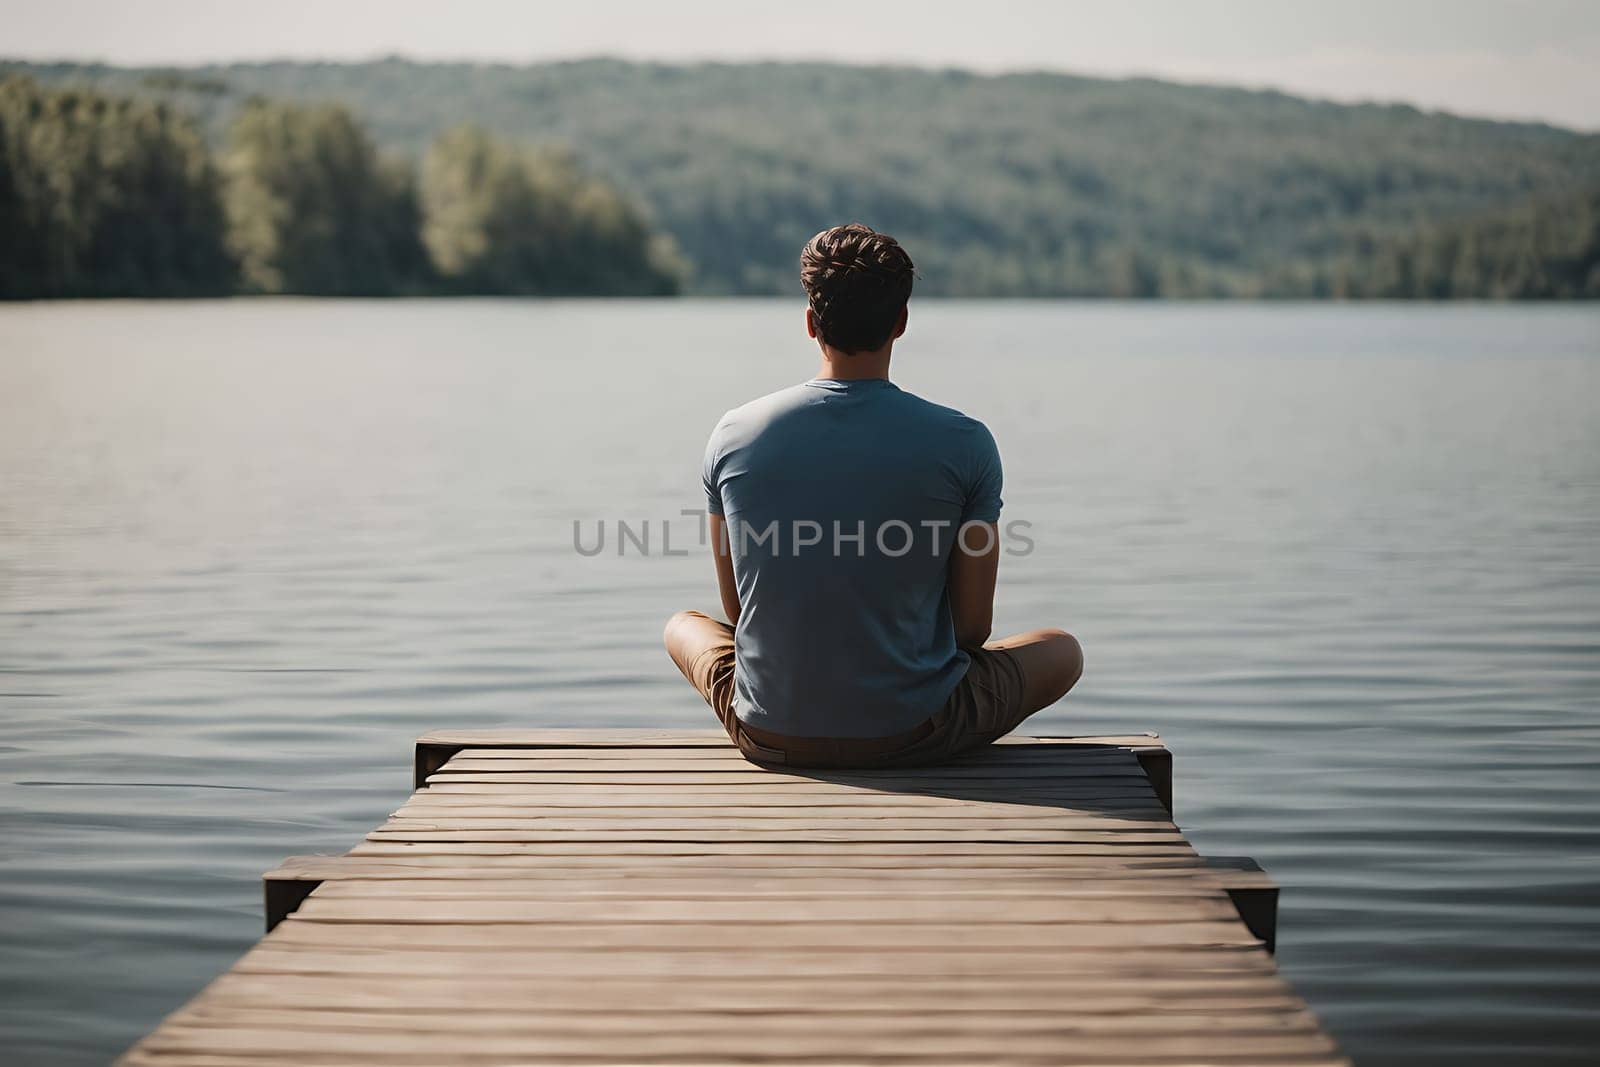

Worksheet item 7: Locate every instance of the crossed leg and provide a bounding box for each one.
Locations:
[662,609,739,731]
[665,609,1084,729]
[983,627,1085,718]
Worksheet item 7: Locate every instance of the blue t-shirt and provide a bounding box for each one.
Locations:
[702,377,1003,738]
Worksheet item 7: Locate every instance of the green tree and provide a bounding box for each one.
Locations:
[0,75,232,298]
[223,100,427,295]
[420,125,682,296]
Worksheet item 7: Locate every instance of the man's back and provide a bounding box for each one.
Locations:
[664,222,1079,769]
[703,377,1002,737]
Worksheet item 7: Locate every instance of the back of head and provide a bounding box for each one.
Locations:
[800,223,915,354]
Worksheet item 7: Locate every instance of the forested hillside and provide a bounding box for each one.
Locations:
[6,58,1600,297]
[1312,183,1600,298]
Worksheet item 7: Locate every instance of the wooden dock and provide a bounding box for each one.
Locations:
[121,730,1344,1065]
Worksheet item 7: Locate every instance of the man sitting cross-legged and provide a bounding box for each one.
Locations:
[664,223,1082,769]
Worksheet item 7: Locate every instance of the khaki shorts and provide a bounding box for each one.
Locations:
[675,613,1031,769]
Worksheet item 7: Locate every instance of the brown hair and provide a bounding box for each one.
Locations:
[800,223,915,354]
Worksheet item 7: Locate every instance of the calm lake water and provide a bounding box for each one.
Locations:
[1,299,1596,1065]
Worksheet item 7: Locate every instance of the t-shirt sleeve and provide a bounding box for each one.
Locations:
[960,421,1004,524]
[701,421,725,516]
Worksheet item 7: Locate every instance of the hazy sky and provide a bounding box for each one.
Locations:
[5,0,1598,129]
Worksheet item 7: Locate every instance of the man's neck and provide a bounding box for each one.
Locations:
[816,343,892,381]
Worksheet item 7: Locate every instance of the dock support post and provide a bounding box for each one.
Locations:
[263,872,323,933]
[1132,745,1173,817]
[414,741,465,789]
[1203,856,1279,953]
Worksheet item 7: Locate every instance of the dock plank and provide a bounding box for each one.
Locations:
[123,731,1339,1065]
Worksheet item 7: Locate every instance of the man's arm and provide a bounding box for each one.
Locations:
[709,513,740,626]
[948,522,999,647]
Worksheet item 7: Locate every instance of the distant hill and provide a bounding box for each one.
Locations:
[8,57,1599,297]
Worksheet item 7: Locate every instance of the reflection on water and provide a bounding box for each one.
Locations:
[1,299,1597,1064]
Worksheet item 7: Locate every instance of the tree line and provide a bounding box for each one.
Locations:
[5,58,1598,300]
[0,76,683,299]
[29,57,1581,300]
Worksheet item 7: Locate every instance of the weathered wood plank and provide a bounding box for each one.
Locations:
[412,730,1166,790]
[196,970,1308,1011]
[403,789,1166,806]
[379,813,1177,829]
[273,849,1217,870]
[448,742,1138,756]
[165,1004,1332,1038]
[131,1025,1340,1061]
[267,921,1260,952]
[288,896,1243,925]
[232,943,1280,978]
[349,840,1204,859]
[424,775,1154,793]
[280,868,1248,892]
[432,758,1145,775]
[413,730,1162,748]
[364,828,1191,844]
[392,791,1172,812]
